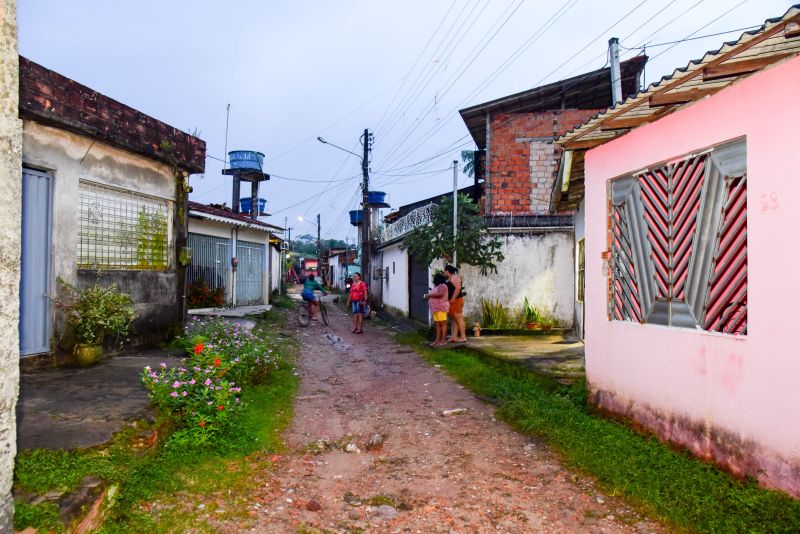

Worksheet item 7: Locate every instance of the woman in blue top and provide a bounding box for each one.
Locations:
[301,274,326,320]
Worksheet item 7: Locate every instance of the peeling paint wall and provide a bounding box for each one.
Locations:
[380,242,410,317]
[0,0,22,528]
[584,55,800,496]
[459,232,574,326]
[22,120,182,353]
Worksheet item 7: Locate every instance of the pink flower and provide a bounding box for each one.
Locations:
[204,378,212,386]
[181,391,188,397]
[172,381,181,388]
[159,362,167,369]
[170,391,178,397]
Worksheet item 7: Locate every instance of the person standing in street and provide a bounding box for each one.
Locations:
[444,265,467,342]
[347,272,368,334]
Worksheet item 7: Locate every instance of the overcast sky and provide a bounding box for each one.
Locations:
[18,0,791,243]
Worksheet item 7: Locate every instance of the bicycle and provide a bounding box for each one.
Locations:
[296,292,328,327]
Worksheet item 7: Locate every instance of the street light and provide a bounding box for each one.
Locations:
[317,131,372,289]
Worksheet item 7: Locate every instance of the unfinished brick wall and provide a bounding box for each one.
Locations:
[486,109,601,215]
[19,57,205,173]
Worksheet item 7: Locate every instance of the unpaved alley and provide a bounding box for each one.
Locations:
[222,304,665,533]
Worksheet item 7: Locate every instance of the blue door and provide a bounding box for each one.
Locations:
[20,168,53,356]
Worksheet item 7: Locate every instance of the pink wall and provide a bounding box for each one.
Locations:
[584,55,800,496]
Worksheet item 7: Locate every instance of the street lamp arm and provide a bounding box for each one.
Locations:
[317,136,363,161]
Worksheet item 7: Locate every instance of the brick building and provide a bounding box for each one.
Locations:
[453,57,647,327]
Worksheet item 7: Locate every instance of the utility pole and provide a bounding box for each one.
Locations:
[453,160,458,267]
[609,37,622,104]
[361,128,372,283]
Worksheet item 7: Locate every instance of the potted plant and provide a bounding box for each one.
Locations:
[523,297,541,330]
[56,278,136,366]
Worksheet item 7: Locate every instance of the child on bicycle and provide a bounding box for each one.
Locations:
[424,272,450,347]
[301,274,326,320]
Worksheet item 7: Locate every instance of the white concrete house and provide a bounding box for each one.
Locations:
[187,201,283,307]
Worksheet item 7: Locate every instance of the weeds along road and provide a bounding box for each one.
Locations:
[221,303,665,533]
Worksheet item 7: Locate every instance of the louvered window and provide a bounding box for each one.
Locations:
[608,140,747,335]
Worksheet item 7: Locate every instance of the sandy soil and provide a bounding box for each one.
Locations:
[221,305,665,533]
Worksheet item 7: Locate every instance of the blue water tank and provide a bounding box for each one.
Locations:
[367,191,389,207]
[228,150,265,171]
[240,197,267,214]
[349,210,364,226]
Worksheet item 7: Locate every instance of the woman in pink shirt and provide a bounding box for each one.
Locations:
[347,272,368,334]
[424,273,450,347]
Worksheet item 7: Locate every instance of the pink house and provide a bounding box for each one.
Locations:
[558,7,800,497]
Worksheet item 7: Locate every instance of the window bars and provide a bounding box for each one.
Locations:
[608,140,747,335]
[78,180,171,270]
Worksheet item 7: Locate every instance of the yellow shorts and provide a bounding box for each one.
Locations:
[433,311,448,322]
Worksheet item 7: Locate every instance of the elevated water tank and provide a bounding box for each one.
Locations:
[367,191,390,208]
[240,197,267,215]
[228,150,265,172]
[349,210,364,226]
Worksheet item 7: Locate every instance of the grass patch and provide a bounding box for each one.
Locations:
[396,331,800,533]
[14,309,299,533]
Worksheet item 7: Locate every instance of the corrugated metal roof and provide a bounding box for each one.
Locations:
[557,5,800,149]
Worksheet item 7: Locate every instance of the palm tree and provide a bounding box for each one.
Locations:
[461,150,475,178]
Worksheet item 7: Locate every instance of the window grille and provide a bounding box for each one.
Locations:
[608,140,747,335]
[577,239,585,303]
[78,180,171,270]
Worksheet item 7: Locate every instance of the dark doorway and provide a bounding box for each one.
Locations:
[408,255,429,323]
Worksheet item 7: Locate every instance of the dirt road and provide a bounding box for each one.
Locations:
[228,304,664,533]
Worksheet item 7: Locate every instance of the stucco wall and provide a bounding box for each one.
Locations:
[380,243,410,317]
[22,120,182,350]
[460,232,574,326]
[584,55,800,496]
[0,0,21,528]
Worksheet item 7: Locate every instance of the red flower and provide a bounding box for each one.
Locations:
[214,358,221,367]
[193,342,205,355]
[217,405,224,411]
[198,420,206,427]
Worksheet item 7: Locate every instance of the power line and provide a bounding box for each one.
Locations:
[631,23,759,49]
[647,0,751,62]
[377,0,577,171]
[378,0,527,166]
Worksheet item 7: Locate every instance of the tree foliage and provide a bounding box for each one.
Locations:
[290,234,348,256]
[401,193,504,274]
[461,150,475,177]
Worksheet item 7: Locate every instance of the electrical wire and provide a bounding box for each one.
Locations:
[377,0,577,172]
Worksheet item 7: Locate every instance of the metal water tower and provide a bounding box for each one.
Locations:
[223,150,270,220]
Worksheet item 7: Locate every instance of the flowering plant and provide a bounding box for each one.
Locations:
[141,351,243,446]
[142,316,279,447]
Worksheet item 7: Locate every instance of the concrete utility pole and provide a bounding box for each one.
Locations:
[609,37,622,104]
[452,160,458,267]
[361,128,372,283]
[316,213,321,260]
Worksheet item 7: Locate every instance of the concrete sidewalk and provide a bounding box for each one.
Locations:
[460,333,585,385]
[16,350,183,450]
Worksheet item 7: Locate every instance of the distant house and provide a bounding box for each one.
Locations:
[18,57,205,366]
[326,248,358,292]
[187,201,283,308]
[557,6,800,497]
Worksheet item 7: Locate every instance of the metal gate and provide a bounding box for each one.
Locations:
[408,255,429,323]
[188,233,231,302]
[20,168,53,356]
[236,240,265,305]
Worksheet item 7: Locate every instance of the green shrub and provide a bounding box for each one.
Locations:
[55,278,136,346]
